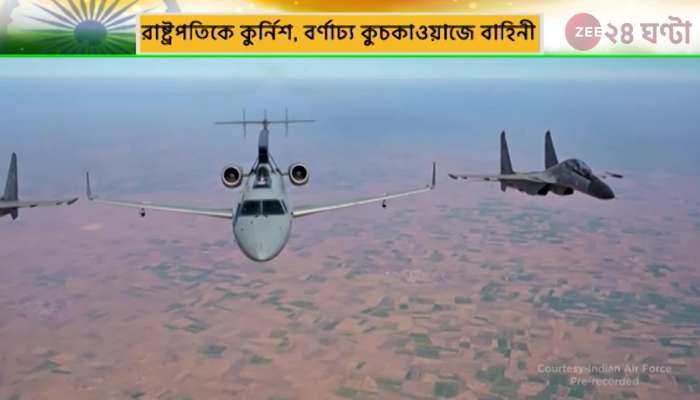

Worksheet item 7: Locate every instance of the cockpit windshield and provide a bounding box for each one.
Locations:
[239,200,261,216]
[262,200,286,215]
[239,200,287,217]
[566,159,593,178]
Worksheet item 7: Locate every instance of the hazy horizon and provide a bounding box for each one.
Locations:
[1,58,699,201]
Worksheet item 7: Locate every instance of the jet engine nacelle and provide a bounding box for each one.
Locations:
[288,163,309,186]
[221,164,244,188]
[550,186,574,196]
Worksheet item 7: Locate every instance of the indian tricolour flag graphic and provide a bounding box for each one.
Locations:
[0,0,182,54]
[0,0,698,55]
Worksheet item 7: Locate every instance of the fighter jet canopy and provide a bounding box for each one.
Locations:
[564,159,593,178]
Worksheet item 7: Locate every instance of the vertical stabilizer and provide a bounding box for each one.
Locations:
[4,153,18,219]
[258,127,270,164]
[500,131,512,192]
[545,130,558,169]
[500,131,513,174]
[4,153,18,201]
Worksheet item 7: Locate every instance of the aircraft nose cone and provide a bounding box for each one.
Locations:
[237,237,281,262]
[249,242,278,262]
[589,177,615,200]
[234,217,290,262]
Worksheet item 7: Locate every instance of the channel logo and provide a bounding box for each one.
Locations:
[565,13,602,51]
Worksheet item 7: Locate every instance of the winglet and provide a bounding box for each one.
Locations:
[242,108,247,138]
[285,107,289,137]
[86,172,95,201]
[430,162,436,189]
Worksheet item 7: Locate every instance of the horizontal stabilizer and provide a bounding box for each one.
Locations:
[215,108,314,137]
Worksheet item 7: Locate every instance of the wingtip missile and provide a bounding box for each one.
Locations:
[604,171,624,179]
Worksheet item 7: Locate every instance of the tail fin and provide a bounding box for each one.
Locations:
[545,130,558,169]
[500,131,513,174]
[4,153,18,201]
[4,153,18,219]
[215,108,313,139]
[500,131,513,192]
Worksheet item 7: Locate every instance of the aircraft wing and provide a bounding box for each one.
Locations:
[0,198,78,209]
[292,163,435,218]
[447,172,555,183]
[85,173,233,219]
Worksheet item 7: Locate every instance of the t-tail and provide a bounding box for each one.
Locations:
[215,108,314,139]
[4,153,18,219]
[500,131,513,192]
[545,130,558,169]
[215,108,314,164]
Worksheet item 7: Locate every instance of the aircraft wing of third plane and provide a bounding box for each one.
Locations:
[447,172,555,183]
[0,198,78,209]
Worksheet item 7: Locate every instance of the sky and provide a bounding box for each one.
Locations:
[0,58,699,199]
[1,58,700,81]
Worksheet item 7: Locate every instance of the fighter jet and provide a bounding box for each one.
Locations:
[86,112,436,262]
[448,131,622,200]
[0,153,78,220]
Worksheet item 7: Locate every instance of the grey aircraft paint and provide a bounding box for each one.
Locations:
[0,153,78,220]
[231,126,293,261]
[449,131,621,200]
[87,112,435,262]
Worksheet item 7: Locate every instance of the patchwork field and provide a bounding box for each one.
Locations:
[0,176,699,400]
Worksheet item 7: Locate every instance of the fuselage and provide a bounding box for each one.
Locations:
[506,159,615,199]
[232,161,293,262]
[546,159,614,199]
